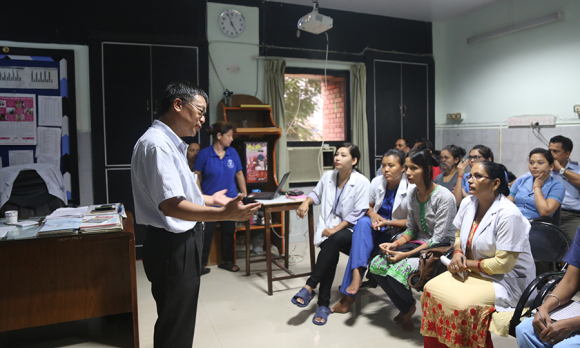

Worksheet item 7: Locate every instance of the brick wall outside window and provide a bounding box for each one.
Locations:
[321,76,346,141]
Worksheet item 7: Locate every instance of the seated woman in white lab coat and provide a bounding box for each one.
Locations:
[421,161,536,348]
[291,143,370,326]
[332,148,413,313]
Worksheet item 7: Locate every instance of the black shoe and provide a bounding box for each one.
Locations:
[201,267,211,276]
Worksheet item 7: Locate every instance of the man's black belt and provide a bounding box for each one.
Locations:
[193,222,205,232]
[562,209,580,215]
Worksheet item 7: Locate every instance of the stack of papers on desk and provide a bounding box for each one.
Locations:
[0,225,16,238]
[38,218,82,236]
[80,214,123,233]
[45,207,88,220]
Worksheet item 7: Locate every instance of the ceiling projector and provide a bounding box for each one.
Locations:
[297,3,333,34]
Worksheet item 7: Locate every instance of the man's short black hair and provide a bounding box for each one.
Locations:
[550,135,573,153]
[159,81,208,117]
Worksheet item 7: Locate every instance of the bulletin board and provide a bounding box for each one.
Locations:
[0,46,79,204]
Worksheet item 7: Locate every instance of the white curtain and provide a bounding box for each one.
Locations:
[351,64,370,178]
[263,59,289,189]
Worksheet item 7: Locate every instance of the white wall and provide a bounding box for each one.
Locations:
[433,0,580,126]
[0,41,93,205]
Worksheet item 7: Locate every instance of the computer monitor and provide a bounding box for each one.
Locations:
[245,141,268,184]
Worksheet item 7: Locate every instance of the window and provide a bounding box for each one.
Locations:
[284,72,348,143]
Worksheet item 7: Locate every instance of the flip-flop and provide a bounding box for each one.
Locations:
[291,287,316,308]
[312,306,331,325]
[218,261,239,272]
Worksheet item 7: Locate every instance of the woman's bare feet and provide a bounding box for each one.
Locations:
[346,267,365,295]
[331,295,355,313]
[295,285,314,305]
[401,303,417,332]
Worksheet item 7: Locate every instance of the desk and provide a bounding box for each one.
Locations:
[246,196,316,295]
[0,213,139,348]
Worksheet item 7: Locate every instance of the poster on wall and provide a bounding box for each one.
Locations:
[0,93,37,145]
[0,67,59,89]
[246,142,268,184]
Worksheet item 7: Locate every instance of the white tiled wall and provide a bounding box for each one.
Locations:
[437,125,580,177]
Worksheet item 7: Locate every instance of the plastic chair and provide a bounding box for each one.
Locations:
[529,205,562,227]
[0,170,66,219]
[507,224,575,337]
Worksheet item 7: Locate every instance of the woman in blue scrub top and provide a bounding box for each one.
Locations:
[194,121,247,273]
[453,145,494,205]
[508,148,565,220]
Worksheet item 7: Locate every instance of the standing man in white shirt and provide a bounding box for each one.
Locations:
[549,135,580,242]
[131,81,260,348]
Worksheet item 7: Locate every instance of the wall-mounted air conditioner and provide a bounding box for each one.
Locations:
[288,146,335,183]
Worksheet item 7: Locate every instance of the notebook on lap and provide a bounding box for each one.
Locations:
[247,172,290,200]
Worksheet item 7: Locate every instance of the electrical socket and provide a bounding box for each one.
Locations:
[574,105,580,113]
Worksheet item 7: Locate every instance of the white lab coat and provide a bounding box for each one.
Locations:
[369,173,414,221]
[309,169,370,246]
[454,194,536,311]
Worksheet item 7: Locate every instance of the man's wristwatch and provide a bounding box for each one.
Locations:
[560,167,566,175]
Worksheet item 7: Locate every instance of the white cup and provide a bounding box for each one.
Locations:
[5,210,18,224]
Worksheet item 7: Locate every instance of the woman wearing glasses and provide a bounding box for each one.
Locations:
[369,146,457,332]
[453,145,494,206]
[193,121,247,273]
[421,161,536,348]
[508,148,565,220]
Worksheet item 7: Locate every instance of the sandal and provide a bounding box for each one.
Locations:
[312,306,331,325]
[218,261,239,272]
[291,287,316,308]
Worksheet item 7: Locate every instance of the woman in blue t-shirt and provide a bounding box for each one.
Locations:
[508,148,565,220]
[194,121,247,273]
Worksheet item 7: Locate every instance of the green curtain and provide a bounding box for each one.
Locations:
[263,59,289,189]
[351,64,370,178]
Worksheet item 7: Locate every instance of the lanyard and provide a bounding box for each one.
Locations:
[332,172,351,215]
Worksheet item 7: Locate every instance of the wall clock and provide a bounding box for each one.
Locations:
[219,9,246,38]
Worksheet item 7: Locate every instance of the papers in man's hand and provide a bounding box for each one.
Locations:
[38,218,82,235]
[0,225,16,238]
[80,214,123,233]
[549,301,580,321]
[45,207,88,220]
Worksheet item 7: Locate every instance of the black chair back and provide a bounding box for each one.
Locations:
[0,170,66,218]
[528,221,570,263]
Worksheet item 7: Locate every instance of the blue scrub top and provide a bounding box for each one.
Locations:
[509,174,565,219]
[377,186,397,220]
[193,146,242,198]
[563,228,580,268]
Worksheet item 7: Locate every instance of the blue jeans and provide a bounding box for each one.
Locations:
[339,216,389,296]
[516,317,580,348]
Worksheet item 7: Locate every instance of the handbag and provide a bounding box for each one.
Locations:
[407,245,453,289]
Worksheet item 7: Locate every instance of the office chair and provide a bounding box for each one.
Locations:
[0,169,66,219]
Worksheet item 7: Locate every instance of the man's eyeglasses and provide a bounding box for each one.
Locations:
[188,102,206,117]
[468,155,484,161]
[466,172,490,181]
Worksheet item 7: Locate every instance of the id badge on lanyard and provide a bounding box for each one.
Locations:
[331,172,349,227]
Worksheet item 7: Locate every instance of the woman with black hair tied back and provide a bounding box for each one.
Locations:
[453,145,494,206]
[193,121,247,274]
[369,146,457,332]
[508,148,565,220]
[421,161,536,348]
[291,143,370,326]
[435,145,466,193]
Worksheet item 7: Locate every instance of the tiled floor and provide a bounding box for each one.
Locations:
[7,242,519,347]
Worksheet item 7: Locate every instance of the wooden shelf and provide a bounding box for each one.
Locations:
[234,127,281,136]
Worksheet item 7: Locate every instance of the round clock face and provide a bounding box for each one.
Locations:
[219,9,246,38]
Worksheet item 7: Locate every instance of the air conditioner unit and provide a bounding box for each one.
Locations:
[288,146,335,183]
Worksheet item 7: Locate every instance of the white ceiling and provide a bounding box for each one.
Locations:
[270,0,506,22]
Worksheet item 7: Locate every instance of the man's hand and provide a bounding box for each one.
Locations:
[222,195,261,221]
[212,189,231,207]
[553,159,563,172]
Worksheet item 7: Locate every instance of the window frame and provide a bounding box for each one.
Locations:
[284,67,351,149]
